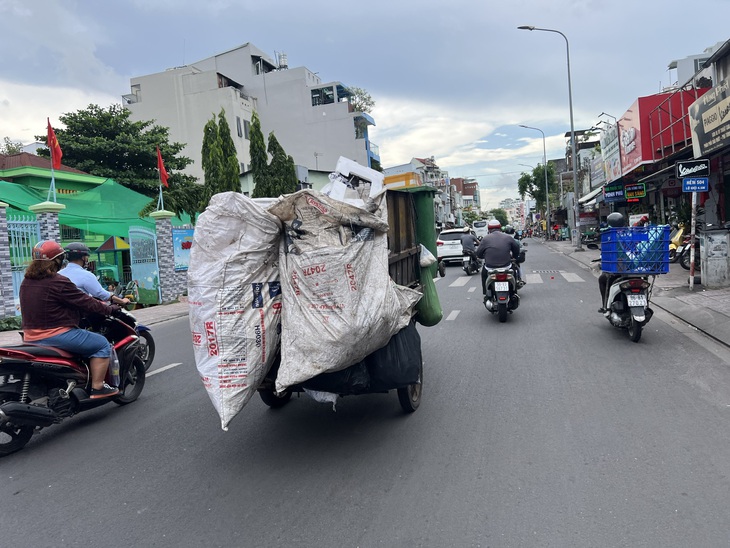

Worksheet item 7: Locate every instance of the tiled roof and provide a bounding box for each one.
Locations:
[0,152,88,174]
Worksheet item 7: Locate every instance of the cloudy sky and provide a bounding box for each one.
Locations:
[1,0,727,209]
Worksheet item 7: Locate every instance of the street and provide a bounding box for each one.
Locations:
[2,240,730,547]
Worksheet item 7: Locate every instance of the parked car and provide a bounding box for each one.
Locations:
[437,228,477,264]
[472,220,489,239]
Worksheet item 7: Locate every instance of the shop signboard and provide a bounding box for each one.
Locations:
[603,182,625,203]
[599,122,622,183]
[590,156,607,189]
[688,76,730,158]
[624,183,646,200]
[675,159,710,179]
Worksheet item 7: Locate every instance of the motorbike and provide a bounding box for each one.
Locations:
[668,224,685,263]
[588,242,657,343]
[113,281,155,370]
[462,250,481,275]
[581,228,599,244]
[0,309,146,456]
[677,234,701,272]
[482,263,520,322]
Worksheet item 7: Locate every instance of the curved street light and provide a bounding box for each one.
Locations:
[518,25,583,250]
[518,125,550,240]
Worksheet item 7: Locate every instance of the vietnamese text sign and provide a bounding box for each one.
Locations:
[603,182,625,202]
[624,183,646,199]
[682,177,709,192]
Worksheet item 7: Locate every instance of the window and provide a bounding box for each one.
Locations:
[236,116,243,137]
[61,225,82,240]
[244,120,250,140]
[311,87,335,106]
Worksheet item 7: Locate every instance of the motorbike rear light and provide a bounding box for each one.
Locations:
[620,279,650,291]
[495,273,508,281]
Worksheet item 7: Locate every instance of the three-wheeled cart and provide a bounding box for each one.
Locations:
[257,187,440,413]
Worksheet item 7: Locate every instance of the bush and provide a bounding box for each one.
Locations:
[0,316,22,332]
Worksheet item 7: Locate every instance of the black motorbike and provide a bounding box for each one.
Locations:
[462,250,480,275]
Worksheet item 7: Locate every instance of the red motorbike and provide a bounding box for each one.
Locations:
[0,309,146,456]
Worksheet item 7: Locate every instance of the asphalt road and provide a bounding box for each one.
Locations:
[2,240,730,547]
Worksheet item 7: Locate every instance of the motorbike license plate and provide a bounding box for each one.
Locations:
[676,245,684,254]
[627,294,647,307]
[494,282,509,292]
[462,256,470,263]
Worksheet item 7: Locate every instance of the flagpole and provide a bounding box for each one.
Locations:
[47,164,57,203]
[157,183,164,211]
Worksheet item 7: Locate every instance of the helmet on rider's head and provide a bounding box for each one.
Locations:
[65,242,91,261]
[607,212,625,228]
[32,240,65,261]
[503,225,515,234]
[487,219,501,233]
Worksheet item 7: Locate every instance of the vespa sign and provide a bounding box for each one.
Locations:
[676,159,709,179]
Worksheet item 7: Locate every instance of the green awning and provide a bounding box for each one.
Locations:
[0,179,191,237]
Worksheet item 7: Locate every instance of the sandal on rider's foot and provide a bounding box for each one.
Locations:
[90,383,119,399]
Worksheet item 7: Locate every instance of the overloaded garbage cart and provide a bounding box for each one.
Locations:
[187,158,443,431]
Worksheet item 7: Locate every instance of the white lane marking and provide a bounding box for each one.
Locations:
[449,277,471,287]
[445,310,460,321]
[147,362,183,377]
[560,272,585,282]
[433,277,441,282]
[468,287,476,293]
[525,273,543,284]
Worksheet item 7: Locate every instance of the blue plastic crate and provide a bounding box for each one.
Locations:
[600,225,670,274]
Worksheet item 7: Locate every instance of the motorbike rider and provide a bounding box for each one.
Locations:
[59,242,131,307]
[476,220,523,295]
[501,225,525,285]
[19,240,121,399]
[460,228,479,266]
[597,212,626,314]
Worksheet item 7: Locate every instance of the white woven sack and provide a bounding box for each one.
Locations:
[268,190,421,392]
[187,192,282,430]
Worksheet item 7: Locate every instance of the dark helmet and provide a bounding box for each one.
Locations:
[65,242,91,261]
[487,219,502,233]
[607,212,625,228]
[32,240,65,261]
[503,225,515,234]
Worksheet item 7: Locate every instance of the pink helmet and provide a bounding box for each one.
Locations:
[32,240,65,261]
[487,220,502,232]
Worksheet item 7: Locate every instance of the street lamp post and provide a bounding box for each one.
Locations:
[518,25,583,250]
[518,126,550,240]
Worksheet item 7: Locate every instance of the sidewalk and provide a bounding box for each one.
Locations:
[0,300,190,347]
[542,238,730,347]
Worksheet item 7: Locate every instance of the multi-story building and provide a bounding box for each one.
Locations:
[123,43,379,190]
[384,156,455,226]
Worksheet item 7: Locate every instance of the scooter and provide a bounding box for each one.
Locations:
[482,263,520,322]
[601,271,655,343]
[668,224,685,263]
[677,234,701,272]
[0,309,146,456]
[462,250,481,275]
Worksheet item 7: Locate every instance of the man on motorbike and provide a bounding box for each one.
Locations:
[476,220,523,294]
[19,240,121,399]
[59,242,131,307]
[597,212,626,314]
[460,228,479,261]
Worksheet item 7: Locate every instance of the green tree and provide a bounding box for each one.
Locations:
[490,208,509,226]
[199,109,241,208]
[1,137,22,154]
[517,162,556,217]
[463,210,481,226]
[39,104,200,221]
[346,86,375,113]
[267,133,298,197]
[250,111,273,198]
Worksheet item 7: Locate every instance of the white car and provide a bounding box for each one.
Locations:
[437,228,477,264]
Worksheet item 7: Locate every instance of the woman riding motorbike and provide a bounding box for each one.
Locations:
[19,240,121,399]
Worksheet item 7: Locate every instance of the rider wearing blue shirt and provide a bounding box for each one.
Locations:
[58,243,130,306]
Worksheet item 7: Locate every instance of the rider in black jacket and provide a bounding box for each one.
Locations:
[476,220,522,295]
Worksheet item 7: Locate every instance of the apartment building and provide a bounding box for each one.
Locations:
[123,43,379,189]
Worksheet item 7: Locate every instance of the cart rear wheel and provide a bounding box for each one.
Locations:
[259,388,292,408]
[397,362,422,413]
